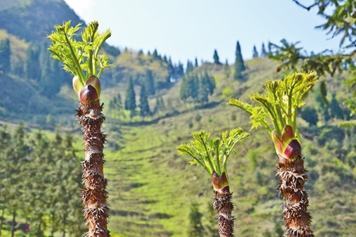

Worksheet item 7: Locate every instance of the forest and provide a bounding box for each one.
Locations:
[0,0,356,237]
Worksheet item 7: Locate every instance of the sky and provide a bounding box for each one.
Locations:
[63,0,342,65]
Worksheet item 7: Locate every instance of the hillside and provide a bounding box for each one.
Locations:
[1,0,356,236]
[101,58,356,236]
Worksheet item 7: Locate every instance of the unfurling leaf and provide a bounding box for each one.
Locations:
[72,76,83,97]
[86,75,101,98]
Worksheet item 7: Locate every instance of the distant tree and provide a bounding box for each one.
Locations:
[195,58,199,67]
[153,96,165,114]
[213,49,221,65]
[252,45,259,58]
[301,106,318,126]
[261,42,267,57]
[138,49,144,55]
[186,60,194,74]
[145,70,155,95]
[233,41,245,80]
[24,45,40,80]
[152,49,159,59]
[330,93,344,119]
[205,201,219,237]
[0,38,11,74]
[187,202,205,237]
[180,74,198,101]
[139,84,150,117]
[124,77,136,111]
[176,62,184,78]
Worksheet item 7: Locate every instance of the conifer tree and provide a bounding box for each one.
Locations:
[261,42,267,57]
[139,84,150,117]
[188,202,205,237]
[252,45,259,58]
[233,41,245,80]
[213,49,221,65]
[125,77,136,112]
[145,70,155,95]
[186,60,194,73]
[0,38,11,74]
[195,57,199,67]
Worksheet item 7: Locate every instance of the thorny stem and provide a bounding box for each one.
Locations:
[77,100,109,237]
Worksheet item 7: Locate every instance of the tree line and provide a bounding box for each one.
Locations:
[0,123,85,236]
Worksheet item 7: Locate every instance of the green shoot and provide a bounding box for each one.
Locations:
[229,72,318,141]
[47,20,113,86]
[177,128,249,177]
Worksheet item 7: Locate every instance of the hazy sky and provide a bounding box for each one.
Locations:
[63,0,342,64]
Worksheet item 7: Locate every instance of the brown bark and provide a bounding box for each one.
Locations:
[77,100,109,237]
[213,190,234,237]
[277,154,314,237]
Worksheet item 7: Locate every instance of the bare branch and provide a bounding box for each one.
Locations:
[292,0,318,11]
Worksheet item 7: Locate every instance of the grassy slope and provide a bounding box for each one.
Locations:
[99,58,356,236]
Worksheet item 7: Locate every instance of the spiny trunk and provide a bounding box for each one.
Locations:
[212,190,234,237]
[277,155,314,237]
[76,100,109,237]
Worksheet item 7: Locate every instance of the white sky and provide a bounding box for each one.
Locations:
[63,0,342,64]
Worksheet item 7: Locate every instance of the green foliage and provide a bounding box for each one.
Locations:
[187,202,205,237]
[48,21,112,86]
[229,72,318,138]
[177,128,249,176]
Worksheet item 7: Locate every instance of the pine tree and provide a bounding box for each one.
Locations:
[205,201,219,237]
[139,84,150,117]
[145,70,155,95]
[233,41,245,80]
[213,49,221,65]
[125,77,136,111]
[24,45,40,80]
[186,60,194,74]
[0,38,11,74]
[252,45,259,58]
[261,42,267,57]
[187,202,205,237]
[195,58,199,67]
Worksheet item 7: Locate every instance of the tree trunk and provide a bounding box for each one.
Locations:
[76,100,109,237]
[0,208,4,237]
[10,210,15,237]
[277,154,314,237]
[212,190,234,237]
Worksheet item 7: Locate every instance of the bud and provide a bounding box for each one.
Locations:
[211,171,230,193]
[80,85,99,103]
[271,125,301,160]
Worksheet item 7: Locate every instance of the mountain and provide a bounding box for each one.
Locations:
[1,0,356,237]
